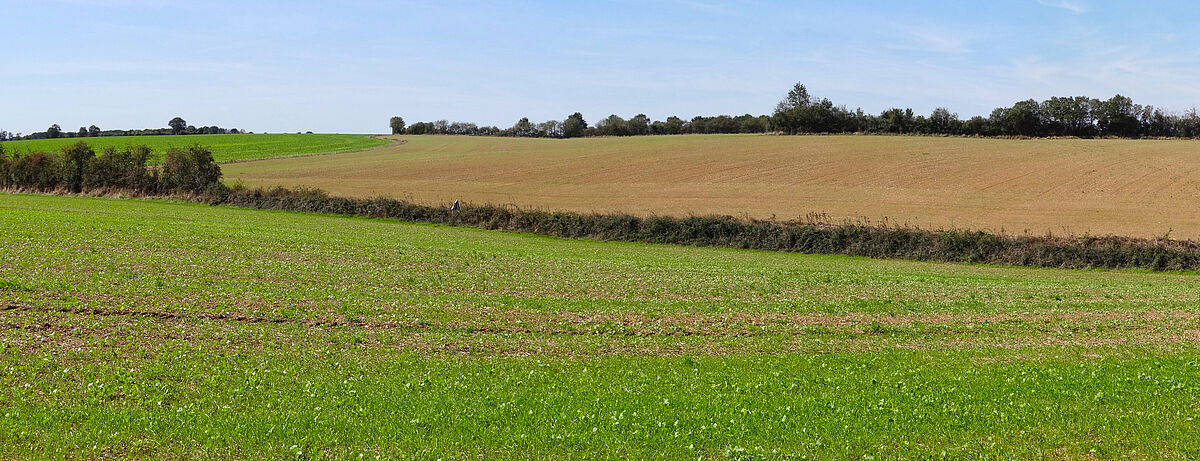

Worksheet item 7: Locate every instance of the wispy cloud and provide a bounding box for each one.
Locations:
[890,25,972,54]
[1036,0,1087,14]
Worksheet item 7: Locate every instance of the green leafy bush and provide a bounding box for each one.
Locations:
[83,145,157,192]
[59,142,96,193]
[161,145,222,194]
[9,152,61,190]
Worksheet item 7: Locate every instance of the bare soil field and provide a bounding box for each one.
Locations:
[223,134,1200,238]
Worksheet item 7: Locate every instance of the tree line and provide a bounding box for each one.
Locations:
[388,112,771,138]
[390,83,1200,139]
[0,141,223,195]
[1,117,244,141]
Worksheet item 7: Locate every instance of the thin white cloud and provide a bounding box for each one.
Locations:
[1037,0,1088,14]
[890,25,973,54]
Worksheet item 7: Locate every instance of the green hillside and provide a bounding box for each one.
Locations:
[2,193,1200,458]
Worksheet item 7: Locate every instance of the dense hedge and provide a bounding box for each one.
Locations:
[211,186,1200,271]
[0,141,222,194]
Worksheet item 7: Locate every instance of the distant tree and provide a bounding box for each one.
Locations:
[1039,96,1096,137]
[537,120,563,138]
[777,82,812,113]
[510,117,538,137]
[88,125,101,137]
[595,115,628,136]
[77,127,88,138]
[1141,106,1177,137]
[879,108,915,133]
[653,116,685,135]
[1178,109,1200,138]
[962,116,991,136]
[47,124,62,139]
[928,108,959,134]
[447,121,478,135]
[740,114,768,133]
[562,112,587,138]
[406,122,433,135]
[1096,94,1141,138]
[389,116,406,135]
[627,114,650,136]
[169,117,187,135]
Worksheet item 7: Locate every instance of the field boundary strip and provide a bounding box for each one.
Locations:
[216,137,405,165]
[209,186,1200,272]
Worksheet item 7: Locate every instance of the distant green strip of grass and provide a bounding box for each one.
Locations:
[0,133,390,164]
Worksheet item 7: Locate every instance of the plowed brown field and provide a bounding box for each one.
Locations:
[223,134,1200,238]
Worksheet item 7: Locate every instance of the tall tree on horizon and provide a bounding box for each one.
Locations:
[169,117,187,135]
[562,112,587,138]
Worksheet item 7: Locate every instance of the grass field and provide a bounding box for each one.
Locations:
[1,133,390,164]
[4,193,1200,458]
[224,134,1200,239]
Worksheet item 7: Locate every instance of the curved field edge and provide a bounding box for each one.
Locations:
[1,133,391,164]
[4,193,1200,457]
[209,186,1200,272]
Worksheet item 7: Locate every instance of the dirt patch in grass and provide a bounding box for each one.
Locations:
[4,302,1199,357]
[0,302,418,329]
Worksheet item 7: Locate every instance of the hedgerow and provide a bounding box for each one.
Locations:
[212,185,1200,271]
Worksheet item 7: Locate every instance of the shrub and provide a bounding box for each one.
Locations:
[9,152,61,190]
[0,143,8,188]
[162,145,222,194]
[83,145,157,192]
[59,142,95,193]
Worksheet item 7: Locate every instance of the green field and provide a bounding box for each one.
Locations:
[0,133,390,164]
[3,193,1200,458]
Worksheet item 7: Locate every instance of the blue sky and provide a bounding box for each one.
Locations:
[4,0,1200,134]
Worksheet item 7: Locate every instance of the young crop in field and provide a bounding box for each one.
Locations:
[1,133,390,165]
[3,193,1200,458]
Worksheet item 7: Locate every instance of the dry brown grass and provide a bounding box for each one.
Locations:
[223,134,1200,238]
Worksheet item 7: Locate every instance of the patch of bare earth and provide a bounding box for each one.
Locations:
[4,301,1199,357]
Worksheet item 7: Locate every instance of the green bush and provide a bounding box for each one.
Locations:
[162,145,222,194]
[83,145,157,192]
[0,143,8,188]
[58,142,96,193]
[9,151,61,190]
